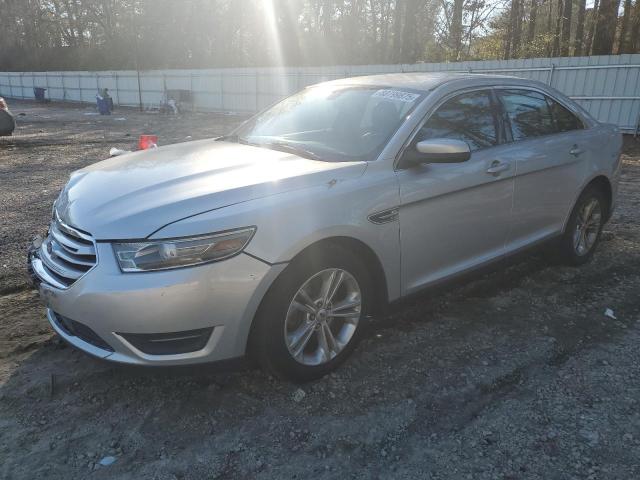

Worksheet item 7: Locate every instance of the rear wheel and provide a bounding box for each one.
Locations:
[250,245,371,382]
[559,186,607,265]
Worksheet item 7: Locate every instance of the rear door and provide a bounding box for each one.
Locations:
[396,89,515,295]
[496,88,588,251]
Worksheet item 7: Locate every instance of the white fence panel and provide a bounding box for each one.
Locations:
[1,54,639,132]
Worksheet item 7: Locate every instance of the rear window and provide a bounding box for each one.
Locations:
[498,89,555,141]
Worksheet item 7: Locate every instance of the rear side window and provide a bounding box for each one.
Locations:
[415,90,498,151]
[498,89,555,141]
[548,98,584,132]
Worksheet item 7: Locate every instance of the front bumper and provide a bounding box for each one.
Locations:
[30,242,285,365]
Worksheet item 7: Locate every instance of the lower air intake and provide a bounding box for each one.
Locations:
[51,312,114,352]
[119,328,214,355]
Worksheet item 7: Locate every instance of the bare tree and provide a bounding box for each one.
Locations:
[631,1,640,52]
[527,0,539,43]
[553,0,563,56]
[560,0,573,56]
[573,0,586,55]
[450,0,465,59]
[592,0,621,54]
[585,0,600,54]
[618,0,634,53]
[504,0,521,58]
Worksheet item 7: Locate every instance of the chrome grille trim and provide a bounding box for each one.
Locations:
[48,240,95,267]
[31,257,69,290]
[31,214,97,289]
[49,222,95,256]
[40,242,86,280]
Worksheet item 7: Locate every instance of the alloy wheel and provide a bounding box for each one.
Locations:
[573,198,602,256]
[284,268,362,366]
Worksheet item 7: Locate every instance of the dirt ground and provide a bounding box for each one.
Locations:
[1,99,640,480]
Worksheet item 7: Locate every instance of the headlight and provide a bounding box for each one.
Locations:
[113,227,256,272]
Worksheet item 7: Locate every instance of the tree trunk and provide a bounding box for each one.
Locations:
[618,0,633,53]
[504,0,519,59]
[585,0,599,54]
[513,0,523,54]
[547,0,555,56]
[527,0,538,43]
[553,0,563,56]
[573,0,586,55]
[392,0,404,62]
[400,0,419,62]
[322,0,332,38]
[592,0,620,55]
[450,0,464,60]
[630,1,640,52]
[560,0,573,56]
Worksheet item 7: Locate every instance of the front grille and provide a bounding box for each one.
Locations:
[51,311,114,352]
[33,213,97,289]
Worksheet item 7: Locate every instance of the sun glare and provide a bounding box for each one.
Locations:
[263,0,285,67]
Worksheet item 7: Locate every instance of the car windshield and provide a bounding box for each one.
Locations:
[226,85,424,162]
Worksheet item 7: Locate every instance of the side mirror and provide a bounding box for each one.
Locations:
[402,138,471,167]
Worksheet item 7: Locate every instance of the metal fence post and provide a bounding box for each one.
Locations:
[547,63,556,87]
[190,72,195,112]
[220,72,224,112]
[114,72,119,106]
[255,71,260,112]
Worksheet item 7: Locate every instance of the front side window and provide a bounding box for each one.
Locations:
[414,90,499,151]
[498,89,555,141]
[230,85,424,162]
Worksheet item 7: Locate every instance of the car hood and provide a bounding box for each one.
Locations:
[55,139,366,239]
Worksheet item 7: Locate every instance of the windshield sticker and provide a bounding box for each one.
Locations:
[373,89,420,103]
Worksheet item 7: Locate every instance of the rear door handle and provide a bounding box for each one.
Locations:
[570,145,585,157]
[486,161,510,176]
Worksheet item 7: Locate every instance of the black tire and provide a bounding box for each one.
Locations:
[249,244,372,382]
[558,185,607,266]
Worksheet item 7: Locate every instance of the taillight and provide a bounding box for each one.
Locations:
[0,98,7,111]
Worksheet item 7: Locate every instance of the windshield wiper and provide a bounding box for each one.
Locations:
[218,136,325,161]
[217,134,251,145]
[216,134,237,142]
[259,141,324,161]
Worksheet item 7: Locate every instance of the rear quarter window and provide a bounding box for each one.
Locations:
[548,98,584,132]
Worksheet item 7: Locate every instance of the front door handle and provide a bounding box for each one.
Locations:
[570,145,585,157]
[486,161,510,176]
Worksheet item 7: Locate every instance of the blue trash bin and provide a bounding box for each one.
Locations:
[33,87,47,102]
[96,97,111,115]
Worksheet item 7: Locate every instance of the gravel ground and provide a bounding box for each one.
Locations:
[1,100,640,479]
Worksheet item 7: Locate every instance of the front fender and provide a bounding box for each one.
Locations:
[151,166,402,301]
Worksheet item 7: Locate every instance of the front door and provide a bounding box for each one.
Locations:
[396,89,515,295]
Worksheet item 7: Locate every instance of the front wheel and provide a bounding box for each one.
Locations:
[249,245,372,382]
[559,186,607,265]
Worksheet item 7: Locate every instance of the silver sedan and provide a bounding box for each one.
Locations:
[29,73,622,381]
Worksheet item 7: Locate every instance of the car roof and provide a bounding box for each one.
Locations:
[322,72,535,92]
